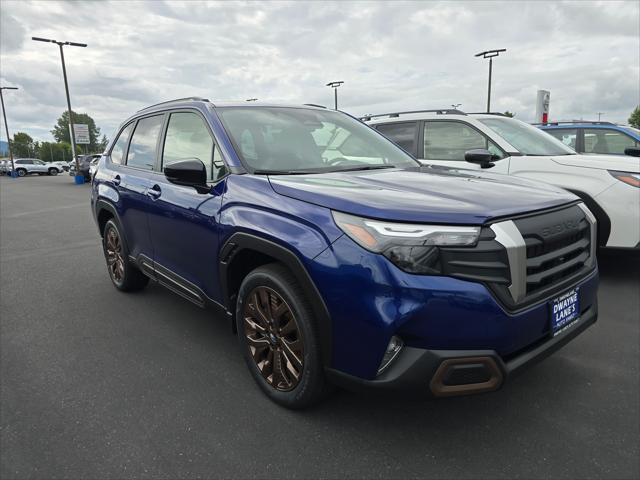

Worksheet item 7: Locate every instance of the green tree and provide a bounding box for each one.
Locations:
[629,106,640,129]
[37,142,73,163]
[98,134,109,151]
[10,132,35,158]
[51,110,102,151]
[503,111,516,118]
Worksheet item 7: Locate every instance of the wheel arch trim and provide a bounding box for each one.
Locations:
[566,189,611,247]
[219,232,333,368]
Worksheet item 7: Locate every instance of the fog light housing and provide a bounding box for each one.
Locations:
[377,335,404,375]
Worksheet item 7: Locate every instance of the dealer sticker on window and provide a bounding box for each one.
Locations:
[550,288,580,336]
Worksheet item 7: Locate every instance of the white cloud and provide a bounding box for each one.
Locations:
[0,0,638,142]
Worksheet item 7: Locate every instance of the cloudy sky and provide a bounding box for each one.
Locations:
[1,0,638,143]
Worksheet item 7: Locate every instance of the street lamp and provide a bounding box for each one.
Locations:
[246,98,258,102]
[597,112,605,121]
[0,86,18,177]
[451,103,462,110]
[32,36,87,183]
[475,49,506,113]
[326,81,344,110]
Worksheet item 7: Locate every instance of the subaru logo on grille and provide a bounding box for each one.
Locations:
[541,220,579,237]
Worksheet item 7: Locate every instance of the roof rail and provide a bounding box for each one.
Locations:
[304,103,327,109]
[466,112,508,116]
[138,97,210,112]
[361,109,465,121]
[532,120,615,126]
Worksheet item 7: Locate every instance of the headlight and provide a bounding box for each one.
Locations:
[332,211,480,274]
[608,170,640,188]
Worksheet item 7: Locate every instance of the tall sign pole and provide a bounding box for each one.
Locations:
[0,86,18,175]
[32,37,87,183]
[58,43,78,173]
[535,90,551,123]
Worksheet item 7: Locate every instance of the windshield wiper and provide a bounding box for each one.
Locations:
[333,165,397,172]
[253,165,397,175]
[252,169,322,175]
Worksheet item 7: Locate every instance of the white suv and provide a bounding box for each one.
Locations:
[363,110,640,250]
[13,158,65,176]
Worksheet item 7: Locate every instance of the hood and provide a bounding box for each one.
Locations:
[552,154,640,172]
[268,166,578,224]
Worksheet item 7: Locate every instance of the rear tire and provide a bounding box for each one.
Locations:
[236,263,330,409]
[102,219,149,292]
[16,169,26,177]
[48,168,58,176]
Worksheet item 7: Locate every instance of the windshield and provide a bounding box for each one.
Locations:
[478,117,576,156]
[216,107,419,173]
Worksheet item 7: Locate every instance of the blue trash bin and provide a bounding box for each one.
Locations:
[74,174,85,185]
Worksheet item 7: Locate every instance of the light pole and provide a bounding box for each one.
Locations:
[597,112,605,121]
[32,36,87,183]
[246,98,258,102]
[326,81,344,110]
[0,86,18,177]
[475,49,506,113]
[451,103,462,110]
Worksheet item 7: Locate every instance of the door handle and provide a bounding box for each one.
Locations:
[112,174,121,186]
[147,184,162,199]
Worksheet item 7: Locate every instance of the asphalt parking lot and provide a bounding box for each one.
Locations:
[1,174,638,480]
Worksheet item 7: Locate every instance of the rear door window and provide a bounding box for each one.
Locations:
[375,122,418,156]
[126,115,164,170]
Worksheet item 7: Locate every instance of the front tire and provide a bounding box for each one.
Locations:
[102,219,149,292]
[48,168,58,176]
[236,263,330,409]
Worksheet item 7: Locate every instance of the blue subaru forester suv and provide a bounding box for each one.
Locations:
[91,98,599,408]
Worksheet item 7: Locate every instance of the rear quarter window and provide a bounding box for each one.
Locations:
[110,123,135,165]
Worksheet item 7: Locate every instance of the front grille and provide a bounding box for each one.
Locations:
[515,205,593,298]
[440,203,596,311]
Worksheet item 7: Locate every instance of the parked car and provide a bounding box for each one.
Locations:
[0,159,10,175]
[88,157,100,179]
[363,110,639,251]
[51,160,70,172]
[13,158,65,176]
[69,154,101,180]
[92,99,599,408]
[537,121,640,156]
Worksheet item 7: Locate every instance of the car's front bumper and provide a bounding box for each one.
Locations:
[327,302,597,397]
[310,234,599,383]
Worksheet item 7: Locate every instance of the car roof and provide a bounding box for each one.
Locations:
[538,122,622,128]
[363,110,468,124]
[538,123,640,136]
[362,110,515,124]
[135,97,329,115]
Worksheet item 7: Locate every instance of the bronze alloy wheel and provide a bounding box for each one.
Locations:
[105,226,125,285]
[243,286,304,392]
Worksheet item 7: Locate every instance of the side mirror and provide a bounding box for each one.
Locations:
[465,149,496,168]
[624,147,640,157]
[164,158,209,192]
